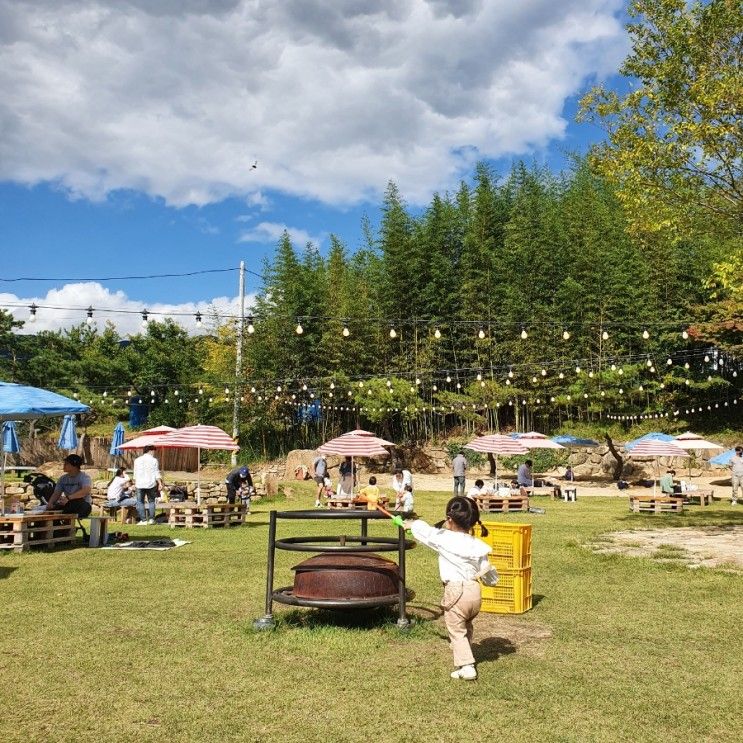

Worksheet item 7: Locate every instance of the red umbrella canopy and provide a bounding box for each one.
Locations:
[118,432,175,450]
[318,430,391,457]
[465,434,529,455]
[627,440,690,458]
[674,432,723,451]
[157,425,239,451]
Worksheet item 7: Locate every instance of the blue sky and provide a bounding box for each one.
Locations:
[0,0,629,334]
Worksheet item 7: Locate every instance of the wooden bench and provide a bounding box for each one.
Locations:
[686,489,714,506]
[473,495,529,513]
[0,513,78,552]
[327,499,356,510]
[167,502,247,528]
[629,496,684,514]
[98,502,138,524]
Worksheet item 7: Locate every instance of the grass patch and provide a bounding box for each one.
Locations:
[1,492,741,742]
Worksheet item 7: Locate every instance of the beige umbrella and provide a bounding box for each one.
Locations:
[674,432,723,479]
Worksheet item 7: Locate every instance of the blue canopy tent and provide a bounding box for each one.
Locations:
[0,383,89,512]
[551,434,600,448]
[624,432,675,450]
[709,449,737,467]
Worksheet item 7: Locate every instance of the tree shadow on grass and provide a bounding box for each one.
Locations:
[0,565,18,579]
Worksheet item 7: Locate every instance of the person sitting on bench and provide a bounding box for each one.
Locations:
[46,454,93,518]
[659,469,677,496]
[517,460,533,497]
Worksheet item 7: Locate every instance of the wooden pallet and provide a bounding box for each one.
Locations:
[167,502,246,528]
[0,513,78,553]
[473,495,529,513]
[686,489,714,506]
[327,499,356,510]
[629,496,684,513]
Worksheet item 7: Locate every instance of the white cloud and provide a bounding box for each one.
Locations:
[238,222,325,248]
[0,283,255,336]
[0,0,626,207]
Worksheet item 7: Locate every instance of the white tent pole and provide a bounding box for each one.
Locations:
[197,446,201,505]
[1,452,6,515]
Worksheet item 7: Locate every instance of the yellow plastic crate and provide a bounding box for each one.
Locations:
[481,567,532,614]
[473,522,532,570]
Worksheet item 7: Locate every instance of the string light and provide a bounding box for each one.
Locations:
[434,327,442,339]
[478,328,485,340]
[642,329,650,339]
[141,310,149,327]
[86,306,94,326]
[342,322,350,337]
[247,316,255,334]
[601,330,609,340]
[295,321,304,335]
[520,326,528,340]
[562,329,570,340]
[195,312,203,328]
[682,328,689,340]
[389,326,397,339]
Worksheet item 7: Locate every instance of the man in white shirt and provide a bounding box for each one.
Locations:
[731,446,743,505]
[391,468,413,506]
[133,445,163,525]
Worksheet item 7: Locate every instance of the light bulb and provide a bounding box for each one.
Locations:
[602,330,609,340]
[330,382,335,389]
[29,303,37,322]
[295,322,304,335]
[342,325,350,337]
[684,362,690,369]
[562,329,570,340]
[532,376,537,383]
[476,373,482,381]
[302,383,307,391]
[588,371,594,378]
[559,372,564,379]
[141,310,149,327]
[520,328,528,340]
[642,329,650,339]
[195,312,203,328]
[508,369,514,378]
[666,358,672,365]
[434,327,441,339]
[682,329,688,340]
[611,364,616,371]
[575,366,581,374]
[618,368,624,375]
[247,316,255,334]
[646,358,652,367]
[506,379,511,385]
[478,328,485,339]
[386,379,391,387]
[704,355,710,363]
[389,327,397,339]
[446,375,451,383]
[86,306,94,325]
[432,384,437,391]
[541,369,547,376]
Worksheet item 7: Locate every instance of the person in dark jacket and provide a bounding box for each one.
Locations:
[225,465,253,504]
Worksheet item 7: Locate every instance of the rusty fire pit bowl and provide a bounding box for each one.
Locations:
[292,552,400,601]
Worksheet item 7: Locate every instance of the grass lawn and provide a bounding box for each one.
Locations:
[1,485,741,743]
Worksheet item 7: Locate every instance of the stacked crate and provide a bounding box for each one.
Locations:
[473,522,532,614]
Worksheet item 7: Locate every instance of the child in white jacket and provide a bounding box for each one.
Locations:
[405,496,496,681]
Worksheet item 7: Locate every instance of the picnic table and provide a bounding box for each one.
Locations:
[0,512,77,552]
[473,493,529,513]
[629,495,684,514]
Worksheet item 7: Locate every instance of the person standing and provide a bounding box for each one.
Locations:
[312,454,328,507]
[133,444,163,525]
[391,467,412,508]
[46,454,93,518]
[731,446,743,505]
[452,449,467,497]
[338,456,356,498]
[225,465,253,505]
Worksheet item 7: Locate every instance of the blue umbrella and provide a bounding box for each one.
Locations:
[2,421,20,454]
[57,415,78,451]
[0,382,89,421]
[109,422,125,457]
[551,434,600,448]
[709,448,737,467]
[624,432,675,450]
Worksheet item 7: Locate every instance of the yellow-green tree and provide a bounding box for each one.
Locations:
[579,0,743,237]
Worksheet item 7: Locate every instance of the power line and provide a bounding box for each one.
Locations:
[0,267,241,282]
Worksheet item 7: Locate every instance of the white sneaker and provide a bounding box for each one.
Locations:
[450,665,477,680]
[136,520,148,526]
[732,500,737,506]
[147,518,155,524]
[315,500,321,508]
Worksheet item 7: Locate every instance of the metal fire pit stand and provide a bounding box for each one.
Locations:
[253,509,415,630]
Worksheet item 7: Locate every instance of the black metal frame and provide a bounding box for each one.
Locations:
[253,509,415,630]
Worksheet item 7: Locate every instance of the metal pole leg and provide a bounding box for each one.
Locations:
[254,510,277,629]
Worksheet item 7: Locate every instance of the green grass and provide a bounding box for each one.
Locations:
[1,485,742,742]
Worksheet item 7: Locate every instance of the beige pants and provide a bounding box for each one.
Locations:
[442,580,482,667]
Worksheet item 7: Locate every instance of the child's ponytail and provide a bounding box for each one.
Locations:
[476,519,489,538]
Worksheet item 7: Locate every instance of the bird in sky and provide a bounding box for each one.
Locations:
[251,160,258,170]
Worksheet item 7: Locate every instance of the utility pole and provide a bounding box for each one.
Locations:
[231,260,245,465]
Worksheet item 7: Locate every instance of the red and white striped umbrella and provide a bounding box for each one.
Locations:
[340,429,395,446]
[626,440,690,458]
[674,432,724,451]
[118,425,179,451]
[465,434,529,489]
[158,424,239,451]
[465,434,529,455]
[626,440,689,496]
[318,430,391,457]
[515,431,566,450]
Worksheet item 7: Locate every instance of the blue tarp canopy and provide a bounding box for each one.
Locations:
[0,382,89,421]
[624,432,675,450]
[551,434,600,448]
[709,449,737,467]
